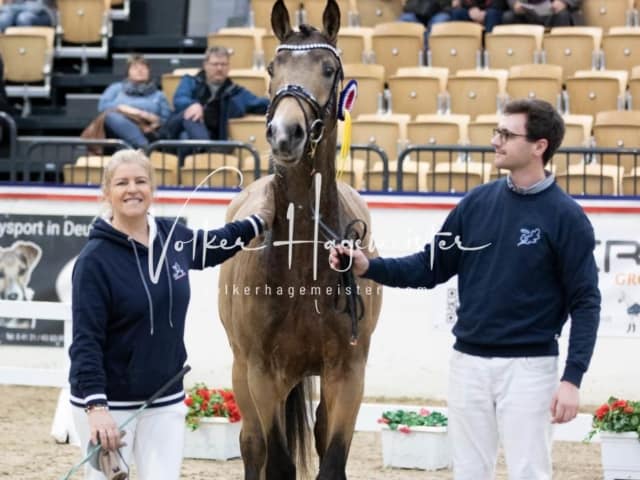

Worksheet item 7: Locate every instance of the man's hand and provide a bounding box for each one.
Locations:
[550,380,579,424]
[469,6,486,23]
[183,102,204,122]
[329,244,370,277]
[551,0,567,12]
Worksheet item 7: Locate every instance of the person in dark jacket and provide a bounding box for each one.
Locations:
[68,149,274,479]
[449,0,507,32]
[169,45,269,141]
[0,0,55,31]
[503,0,582,27]
[330,99,601,479]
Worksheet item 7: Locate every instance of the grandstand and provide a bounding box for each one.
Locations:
[0,0,639,196]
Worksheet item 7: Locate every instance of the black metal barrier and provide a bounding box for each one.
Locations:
[0,112,17,181]
[396,145,640,196]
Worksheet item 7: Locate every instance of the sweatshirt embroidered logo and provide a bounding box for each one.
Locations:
[171,262,186,280]
[517,228,541,246]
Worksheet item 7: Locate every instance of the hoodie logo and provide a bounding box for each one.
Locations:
[171,262,186,280]
[517,228,541,247]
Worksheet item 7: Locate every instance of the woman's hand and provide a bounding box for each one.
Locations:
[87,408,121,451]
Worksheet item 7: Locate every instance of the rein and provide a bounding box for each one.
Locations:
[312,206,367,346]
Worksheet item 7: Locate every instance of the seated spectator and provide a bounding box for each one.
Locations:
[98,54,171,149]
[503,0,582,27]
[449,0,506,33]
[0,0,55,31]
[167,45,269,142]
[400,0,452,48]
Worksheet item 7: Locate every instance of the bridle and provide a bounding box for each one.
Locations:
[266,42,344,161]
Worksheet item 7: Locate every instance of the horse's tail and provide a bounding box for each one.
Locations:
[285,377,314,475]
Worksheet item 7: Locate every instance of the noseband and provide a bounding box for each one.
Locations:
[266,43,344,160]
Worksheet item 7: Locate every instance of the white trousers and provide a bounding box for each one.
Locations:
[448,351,558,480]
[71,402,187,480]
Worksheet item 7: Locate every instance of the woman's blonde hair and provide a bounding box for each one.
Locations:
[101,149,156,195]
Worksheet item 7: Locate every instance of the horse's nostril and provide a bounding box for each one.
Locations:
[266,123,274,139]
[7,292,18,300]
[292,124,304,140]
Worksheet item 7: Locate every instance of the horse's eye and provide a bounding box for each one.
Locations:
[18,267,26,276]
[267,63,274,77]
[322,63,335,78]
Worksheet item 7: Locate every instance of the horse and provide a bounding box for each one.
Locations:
[217,1,382,478]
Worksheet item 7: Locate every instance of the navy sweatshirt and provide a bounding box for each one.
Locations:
[365,178,601,387]
[69,214,264,410]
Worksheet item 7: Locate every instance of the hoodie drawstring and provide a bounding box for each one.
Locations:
[157,230,174,328]
[130,239,155,335]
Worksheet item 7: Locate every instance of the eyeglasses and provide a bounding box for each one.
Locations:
[205,62,229,68]
[492,127,529,143]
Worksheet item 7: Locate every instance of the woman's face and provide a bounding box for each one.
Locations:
[128,61,150,83]
[105,162,153,222]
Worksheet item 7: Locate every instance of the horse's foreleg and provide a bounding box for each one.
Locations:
[233,360,266,480]
[314,392,328,460]
[247,365,296,480]
[316,361,366,480]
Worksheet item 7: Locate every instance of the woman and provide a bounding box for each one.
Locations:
[68,150,273,479]
[98,55,171,149]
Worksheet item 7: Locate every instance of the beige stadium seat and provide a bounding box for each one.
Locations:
[593,110,640,172]
[208,27,265,69]
[63,155,109,184]
[484,24,544,70]
[229,69,269,96]
[555,163,621,195]
[583,0,636,31]
[180,153,242,188]
[467,114,501,171]
[542,27,603,80]
[622,166,640,195]
[240,154,271,187]
[148,151,179,186]
[302,0,354,27]
[343,63,385,117]
[353,0,403,27]
[630,66,640,110]
[56,0,111,74]
[0,33,52,116]
[428,22,483,74]
[337,26,373,63]
[5,26,55,52]
[406,113,470,166]
[336,155,366,190]
[227,115,270,161]
[250,0,299,31]
[161,73,184,110]
[261,33,278,66]
[565,69,628,117]
[387,67,448,118]
[424,161,491,193]
[601,29,640,74]
[352,113,410,189]
[365,159,424,192]
[507,64,563,106]
[371,22,426,81]
[447,69,508,119]
[552,114,593,173]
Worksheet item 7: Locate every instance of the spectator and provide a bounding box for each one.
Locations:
[399,0,452,48]
[503,0,582,27]
[98,54,171,149]
[0,0,55,31]
[168,45,269,141]
[449,0,507,33]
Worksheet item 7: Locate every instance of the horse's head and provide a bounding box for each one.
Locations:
[266,0,342,166]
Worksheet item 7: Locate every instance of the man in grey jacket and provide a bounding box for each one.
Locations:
[503,0,582,27]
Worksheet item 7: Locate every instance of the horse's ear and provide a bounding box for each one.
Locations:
[271,0,292,42]
[322,0,340,44]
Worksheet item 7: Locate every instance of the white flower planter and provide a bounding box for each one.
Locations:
[381,425,451,471]
[183,417,242,460]
[600,431,640,480]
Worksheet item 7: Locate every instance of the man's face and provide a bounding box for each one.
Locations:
[204,53,230,84]
[491,113,537,171]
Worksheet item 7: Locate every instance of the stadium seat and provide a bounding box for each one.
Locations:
[447,69,508,119]
[593,110,640,172]
[552,114,593,173]
[148,151,179,186]
[428,22,483,74]
[602,28,640,74]
[55,0,111,74]
[406,113,470,166]
[343,63,385,117]
[387,67,448,117]
[542,27,603,81]
[229,69,269,96]
[352,0,403,27]
[302,0,354,27]
[507,64,563,107]
[622,166,640,195]
[555,163,621,195]
[424,161,491,193]
[208,27,265,70]
[63,155,109,185]
[629,66,640,109]
[565,69,628,117]
[337,26,374,63]
[583,0,636,31]
[484,24,544,70]
[371,22,426,81]
[180,153,241,188]
[250,0,299,31]
[227,115,270,161]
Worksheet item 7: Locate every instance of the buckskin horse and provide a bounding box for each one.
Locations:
[218,1,382,478]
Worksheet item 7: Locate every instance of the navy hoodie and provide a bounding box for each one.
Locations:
[365,178,601,387]
[69,214,264,410]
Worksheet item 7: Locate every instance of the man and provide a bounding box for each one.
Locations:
[170,45,269,141]
[449,0,507,33]
[503,0,582,27]
[330,99,601,479]
[0,0,55,32]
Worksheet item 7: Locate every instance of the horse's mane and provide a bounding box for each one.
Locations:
[283,24,330,44]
